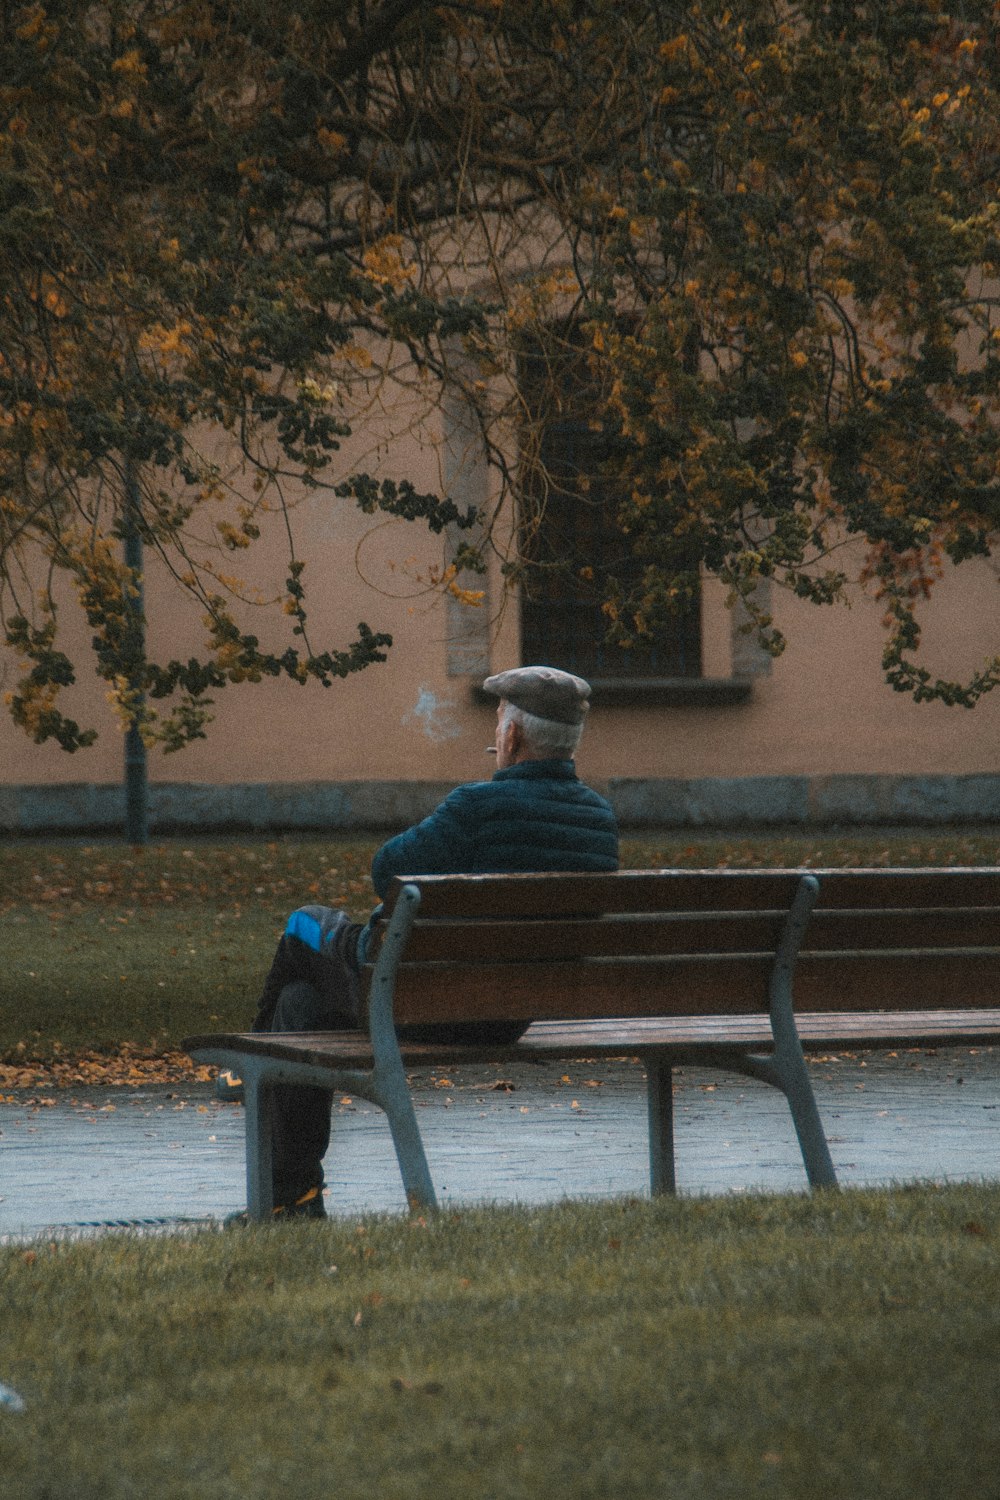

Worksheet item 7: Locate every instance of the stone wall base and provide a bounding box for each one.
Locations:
[2,774,1000,836]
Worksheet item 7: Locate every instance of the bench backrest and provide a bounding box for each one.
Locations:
[364,868,1000,1027]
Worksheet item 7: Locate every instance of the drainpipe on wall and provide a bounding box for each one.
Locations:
[123,447,148,846]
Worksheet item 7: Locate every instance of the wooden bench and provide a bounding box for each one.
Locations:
[183,867,1000,1219]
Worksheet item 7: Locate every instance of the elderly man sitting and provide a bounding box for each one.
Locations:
[240,665,619,1221]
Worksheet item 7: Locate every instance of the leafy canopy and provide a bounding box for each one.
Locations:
[0,0,481,750]
[2,0,999,756]
[453,0,1000,704]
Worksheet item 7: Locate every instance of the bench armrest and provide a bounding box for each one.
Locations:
[365,881,422,1070]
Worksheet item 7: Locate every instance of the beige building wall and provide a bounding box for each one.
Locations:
[1,355,999,803]
[2,488,997,793]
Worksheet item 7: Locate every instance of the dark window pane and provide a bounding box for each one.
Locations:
[518,334,701,680]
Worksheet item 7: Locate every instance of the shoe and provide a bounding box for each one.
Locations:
[215,1070,244,1103]
[224,1185,327,1225]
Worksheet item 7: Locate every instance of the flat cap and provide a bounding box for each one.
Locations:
[482,665,591,725]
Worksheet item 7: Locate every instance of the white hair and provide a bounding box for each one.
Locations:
[500,702,583,760]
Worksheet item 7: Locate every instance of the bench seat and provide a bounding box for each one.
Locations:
[192,1008,1000,1071]
[184,867,1000,1219]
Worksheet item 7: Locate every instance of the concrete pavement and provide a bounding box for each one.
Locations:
[2,1047,998,1237]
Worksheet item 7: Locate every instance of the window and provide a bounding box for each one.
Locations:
[517,325,702,681]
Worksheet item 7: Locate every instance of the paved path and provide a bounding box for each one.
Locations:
[2,1047,998,1237]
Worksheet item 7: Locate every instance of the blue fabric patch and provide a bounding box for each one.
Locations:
[285,909,325,953]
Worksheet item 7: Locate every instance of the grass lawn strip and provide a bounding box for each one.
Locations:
[0,1185,998,1499]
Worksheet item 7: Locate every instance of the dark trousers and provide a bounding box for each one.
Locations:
[253,906,362,1205]
[252,904,530,1204]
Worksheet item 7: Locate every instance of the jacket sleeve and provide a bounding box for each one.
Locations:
[370,786,477,898]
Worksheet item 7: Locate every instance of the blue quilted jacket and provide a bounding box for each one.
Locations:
[357,760,618,960]
[256,763,618,1038]
[371,759,619,896]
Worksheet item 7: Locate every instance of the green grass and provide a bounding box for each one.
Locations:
[2,1184,999,1499]
[0,838,378,1061]
[3,842,999,1493]
[1,831,999,1061]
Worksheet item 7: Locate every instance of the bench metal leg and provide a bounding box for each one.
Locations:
[242,1068,276,1220]
[742,1048,838,1189]
[375,1069,438,1213]
[754,872,838,1190]
[367,884,438,1213]
[781,1058,838,1190]
[646,1056,676,1195]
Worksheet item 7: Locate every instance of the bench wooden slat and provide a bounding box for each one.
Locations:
[382,870,806,917]
[382,949,1000,1024]
[519,1011,1000,1051]
[184,1008,1000,1067]
[383,868,1000,918]
[378,907,998,963]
